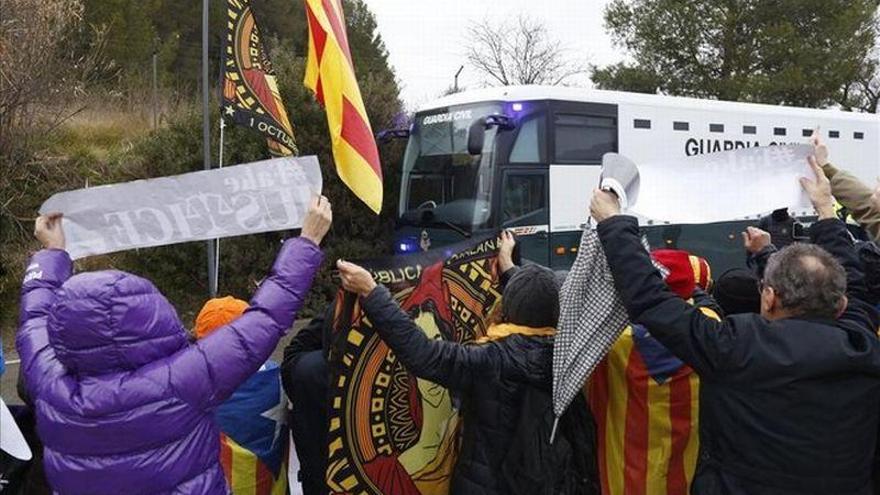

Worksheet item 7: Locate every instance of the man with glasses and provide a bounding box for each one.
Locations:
[590,156,880,495]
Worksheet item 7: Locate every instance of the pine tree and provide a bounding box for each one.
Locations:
[592,0,880,108]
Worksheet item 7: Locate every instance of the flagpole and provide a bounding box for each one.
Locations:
[214,119,225,293]
[202,0,217,298]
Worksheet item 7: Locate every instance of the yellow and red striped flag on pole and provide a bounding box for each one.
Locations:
[303,0,383,214]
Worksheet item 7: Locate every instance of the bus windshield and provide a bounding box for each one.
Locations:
[398,103,502,231]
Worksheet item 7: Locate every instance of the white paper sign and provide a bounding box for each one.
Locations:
[601,145,815,224]
[0,397,31,461]
[40,156,323,259]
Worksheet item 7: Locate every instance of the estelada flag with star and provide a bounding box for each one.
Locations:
[304,0,383,213]
[216,360,288,495]
[221,0,297,157]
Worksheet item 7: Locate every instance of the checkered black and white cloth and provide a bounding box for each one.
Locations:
[552,227,666,418]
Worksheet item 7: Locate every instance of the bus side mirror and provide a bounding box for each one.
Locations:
[467,118,487,156]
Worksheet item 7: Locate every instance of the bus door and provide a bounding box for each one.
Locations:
[500,168,550,266]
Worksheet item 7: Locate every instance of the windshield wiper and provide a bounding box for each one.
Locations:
[431,219,471,238]
[400,209,472,238]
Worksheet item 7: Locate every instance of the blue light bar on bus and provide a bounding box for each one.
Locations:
[511,102,524,112]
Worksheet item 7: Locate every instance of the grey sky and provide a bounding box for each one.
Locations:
[364,0,625,110]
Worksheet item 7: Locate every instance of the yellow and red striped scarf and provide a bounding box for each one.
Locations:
[475,323,555,343]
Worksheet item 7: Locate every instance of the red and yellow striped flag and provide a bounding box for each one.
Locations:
[220,433,288,495]
[588,328,700,495]
[304,0,383,213]
[588,306,719,495]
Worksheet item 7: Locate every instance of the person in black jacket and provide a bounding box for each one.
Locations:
[280,304,334,495]
[335,232,595,495]
[590,156,880,495]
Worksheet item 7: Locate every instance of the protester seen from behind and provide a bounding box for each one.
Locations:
[280,303,334,495]
[194,296,289,495]
[590,155,880,494]
[711,268,761,316]
[588,248,721,495]
[16,196,332,495]
[335,231,599,495]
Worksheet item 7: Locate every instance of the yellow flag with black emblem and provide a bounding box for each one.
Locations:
[222,0,297,156]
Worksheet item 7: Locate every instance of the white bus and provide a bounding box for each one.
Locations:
[390,85,880,271]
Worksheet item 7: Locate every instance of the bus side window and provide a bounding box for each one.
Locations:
[502,173,548,226]
[554,114,616,163]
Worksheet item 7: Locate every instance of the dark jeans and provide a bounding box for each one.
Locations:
[289,350,329,495]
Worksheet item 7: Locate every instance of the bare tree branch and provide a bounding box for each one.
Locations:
[0,0,113,154]
[464,14,587,87]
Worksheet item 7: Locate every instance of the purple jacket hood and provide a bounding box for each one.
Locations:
[49,270,188,376]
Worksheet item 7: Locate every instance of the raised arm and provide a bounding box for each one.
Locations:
[743,226,777,279]
[813,130,880,242]
[338,261,512,391]
[163,197,330,409]
[497,230,519,288]
[807,217,879,328]
[798,153,880,330]
[822,164,880,240]
[812,219,868,301]
[799,155,870,302]
[16,214,71,398]
[593,209,730,376]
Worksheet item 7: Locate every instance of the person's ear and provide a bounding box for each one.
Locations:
[835,295,848,319]
[760,286,777,316]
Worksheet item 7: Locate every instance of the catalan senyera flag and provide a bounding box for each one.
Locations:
[217,360,288,495]
[304,0,383,214]
[222,0,297,157]
[588,306,719,495]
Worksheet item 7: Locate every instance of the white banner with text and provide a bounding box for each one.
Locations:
[40,156,322,259]
[601,144,815,224]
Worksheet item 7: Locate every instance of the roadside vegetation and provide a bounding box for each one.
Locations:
[0,0,405,344]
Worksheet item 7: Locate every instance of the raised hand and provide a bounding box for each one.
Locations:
[498,230,516,273]
[34,212,66,250]
[336,260,377,296]
[742,226,771,255]
[799,156,835,220]
[810,128,830,167]
[590,188,621,223]
[300,195,333,246]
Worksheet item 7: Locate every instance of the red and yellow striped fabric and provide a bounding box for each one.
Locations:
[303,0,383,213]
[219,433,287,495]
[688,255,712,291]
[588,307,719,495]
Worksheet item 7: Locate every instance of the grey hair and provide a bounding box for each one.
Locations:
[763,243,846,319]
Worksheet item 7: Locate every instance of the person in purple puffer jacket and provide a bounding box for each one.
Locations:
[16,196,333,495]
